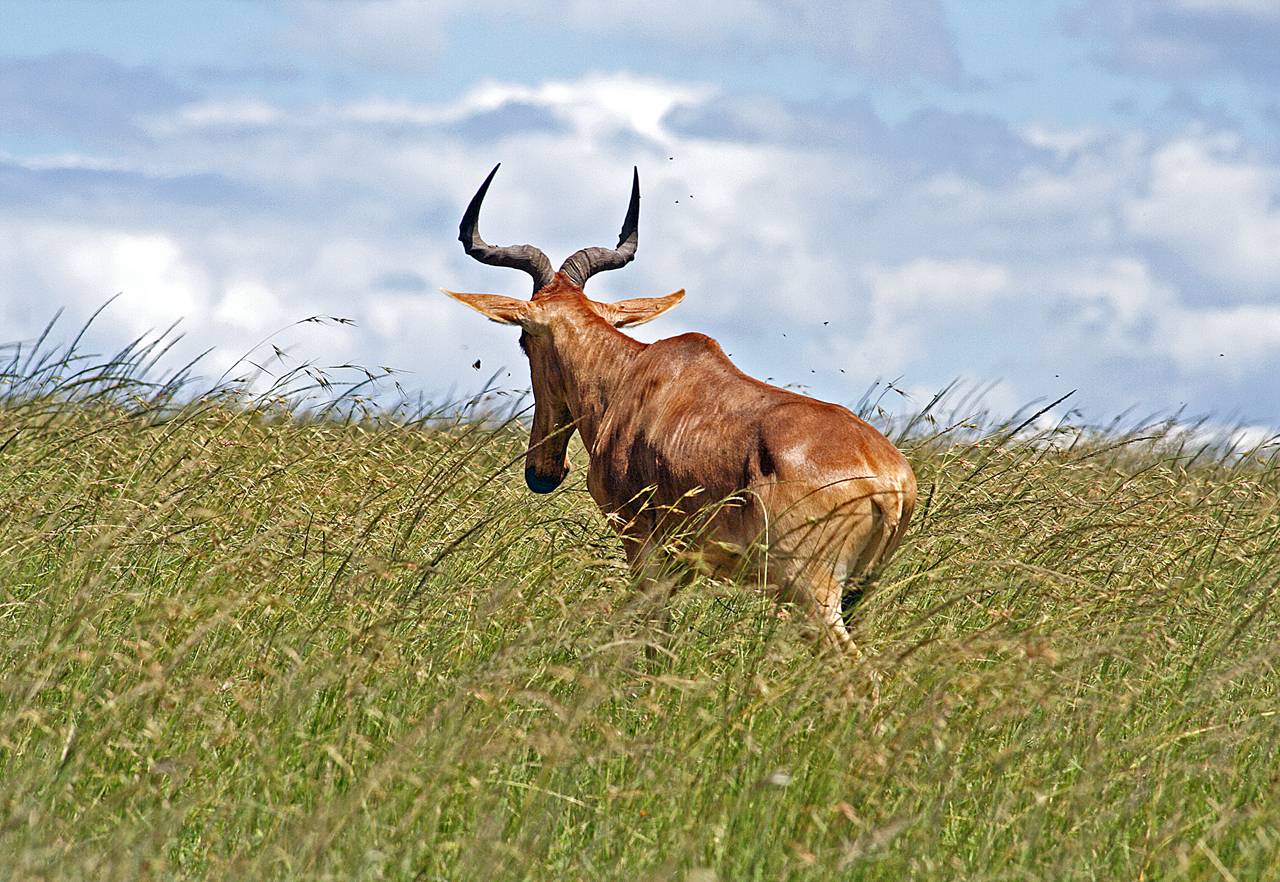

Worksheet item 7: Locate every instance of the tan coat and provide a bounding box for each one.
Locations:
[447,274,916,652]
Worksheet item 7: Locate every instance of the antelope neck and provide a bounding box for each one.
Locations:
[553,315,644,452]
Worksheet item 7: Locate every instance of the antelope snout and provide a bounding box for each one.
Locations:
[525,463,569,494]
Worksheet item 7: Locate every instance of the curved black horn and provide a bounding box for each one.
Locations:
[459,164,556,293]
[559,166,639,288]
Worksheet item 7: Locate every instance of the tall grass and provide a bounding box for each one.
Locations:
[1,316,1278,880]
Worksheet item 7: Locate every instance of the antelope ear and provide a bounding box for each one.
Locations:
[441,289,532,326]
[590,289,685,328]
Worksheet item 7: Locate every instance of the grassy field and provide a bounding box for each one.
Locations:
[2,329,1279,881]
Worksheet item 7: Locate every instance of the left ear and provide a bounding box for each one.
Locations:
[589,289,685,328]
[441,289,533,326]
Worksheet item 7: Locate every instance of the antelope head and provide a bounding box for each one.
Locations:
[444,165,685,493]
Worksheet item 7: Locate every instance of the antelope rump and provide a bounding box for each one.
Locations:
[444,165,917,654]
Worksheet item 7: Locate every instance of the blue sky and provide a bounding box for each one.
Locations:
[3,0,1279,430]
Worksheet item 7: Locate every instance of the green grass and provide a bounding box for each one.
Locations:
[1,329,1279,880]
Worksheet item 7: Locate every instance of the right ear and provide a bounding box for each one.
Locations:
[589,289,685,327]
[441,289,533,326]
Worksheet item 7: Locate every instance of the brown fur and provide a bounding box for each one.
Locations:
[445,273,916,654]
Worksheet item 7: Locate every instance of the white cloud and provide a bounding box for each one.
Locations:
[214,281,287,333]
[7,69,1280,423]
[150,75,713,145]
[1019,123,1107,157]
[281,0,961,82]
[1226,423,1280,452]
[1125,131,1280,290]
[1057,257,1171,331]
[0,221,362,387]
[807,258,1014,382]
[283,0,450,71]
[864,258,1011,309]
[0,224,210,337]
[1158,303,1280,376]
[161,99,284,132]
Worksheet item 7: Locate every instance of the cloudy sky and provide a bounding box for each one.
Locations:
[3,0,1279,426]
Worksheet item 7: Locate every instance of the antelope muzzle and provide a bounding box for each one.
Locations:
[524,463,569,494]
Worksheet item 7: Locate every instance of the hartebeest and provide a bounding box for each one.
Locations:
[444,165,916,654]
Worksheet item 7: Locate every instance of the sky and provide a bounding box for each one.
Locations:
[2,0,1280,429]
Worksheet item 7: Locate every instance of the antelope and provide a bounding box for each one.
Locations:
[443,165,916,655]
